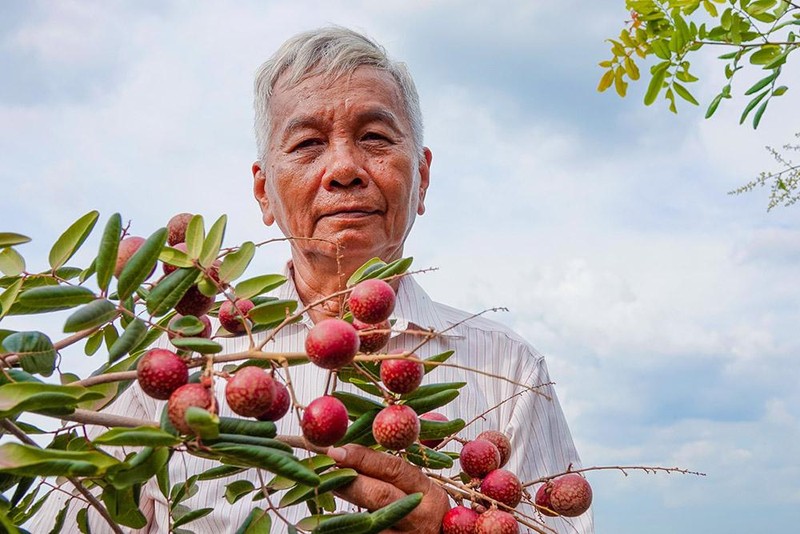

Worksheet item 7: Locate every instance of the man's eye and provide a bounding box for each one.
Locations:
[362,132,389,142]
[293,138,322,151]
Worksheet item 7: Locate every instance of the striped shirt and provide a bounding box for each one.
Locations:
[28,273,593,533]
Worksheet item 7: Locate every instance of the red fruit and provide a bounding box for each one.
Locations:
[305,319,360,369]
[548,474,592,517]
[115,236,150,278]
[480,469,522,508]
[163,242,188,275]
[460,439,501,479]
[175,285,215,317]
[348,279,396,324]
[419,412,449,448]
[372,404,419,450]
[168,313,212,340]
[353,318,391,353]
[534,483,558,517]
[380,352,424,394]
[225,366,275,417]
[476,430,512,468]
[167,383,216,434]
[441,505,479,534]
[167,212,194,246]
[475,510,518,534]
[301,396,349,447]
[136,349,188,400]
[219,299,254,335]
[257,380,291,422]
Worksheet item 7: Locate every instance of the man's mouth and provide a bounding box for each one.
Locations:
[321,208,382,219]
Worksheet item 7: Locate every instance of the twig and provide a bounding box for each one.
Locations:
[521,465,706,488]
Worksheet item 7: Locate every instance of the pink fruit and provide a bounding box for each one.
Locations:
[225,366,275,417]
[301,396,349,447]
[460,439,501,479]
[419,412,449,448]
[348,279,396,324]
[257,380,291,422]
[136,349,188,400]
[167,212,194,246]
[480,469,522,508]
[441,505,479,534]
[305,319,360,369]
[353,318,391,353]
[380,352,424,394]
[167,383,216,434]
[548,474,592,517]
[534,483,558,517]
[167,313,212,340]
[115,236,149,278]
[219,299,254,335]
[372,404,419,450]
[163,242,189,275]
[475,509,518,534]
[175,285,215,317]
[476,430,512,468]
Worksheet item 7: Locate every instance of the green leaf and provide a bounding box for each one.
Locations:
[117,228,168,300]
[217,417,277,438]
[76,508,91,533]
[48,210,99,270]
[705,93,724,118]
[170,337,223,354]
[0,382,104,418]
[752,97,770,128]
[108,446,170,489]
[94,426,181,447]
[169,315,205,336]
[173,507,214,528]
[185,406,220,439]
[673,82,699,105]
[279,468,358,508]
[2,331,56,377]
[63,299,117,333]
[597,69,615,92]
[146,267,201,317]
[335,410,379,446]
[205,434,293,453]
[96,213,122,293]
[739,89,770,124]
[0,442,120,477]
[225,479,256,504]
[267,455,336,491]
[772,85,788,96]
[404,389,460,415]
[249,299,298,325]
[644,62,669,106]
[235,508,272,534]
[347,258,386,286]
[199,215,227,268]
[185,215,205,259]
[210,443,320,486]
[405,444,453,469]
[102,485,147,529]
[159,246,194,269]
[311,512,372,534]
[422,350,455,374]
[107,318,148,363]
[418,417,465,441]
[18,285,96,311]
[0,248,25,277]
[219,241,255,283]
[331,391,384,419]
[745,70,780,95]
[197,464,246,481]
[0,277,23,319]
[369,257,413,282]
[0,233,31,248]
[47,500,70,534]
[235,274,287,300]
[402,382,467,400]
[365,492,423,533]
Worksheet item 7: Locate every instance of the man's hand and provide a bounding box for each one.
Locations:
[327,444,450,534]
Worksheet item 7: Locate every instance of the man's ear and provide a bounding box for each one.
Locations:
[417,147,433,216]
[252,162,275,226]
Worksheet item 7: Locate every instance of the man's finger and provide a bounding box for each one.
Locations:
[333,473,407,513]
[327,444,432,494]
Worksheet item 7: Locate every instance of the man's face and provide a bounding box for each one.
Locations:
[253,67,431,263]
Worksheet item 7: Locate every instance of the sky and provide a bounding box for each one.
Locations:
[2,1,800,532]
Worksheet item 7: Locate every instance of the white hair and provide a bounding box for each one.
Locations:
[253,27,424,163]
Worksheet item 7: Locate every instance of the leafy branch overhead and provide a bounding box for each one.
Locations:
[599,0,800,128]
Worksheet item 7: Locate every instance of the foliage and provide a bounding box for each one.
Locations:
[728,131,800,208]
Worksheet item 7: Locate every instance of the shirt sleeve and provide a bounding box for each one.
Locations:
[504,349,595,534]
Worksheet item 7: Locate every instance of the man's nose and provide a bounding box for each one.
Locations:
[321,141,369,190]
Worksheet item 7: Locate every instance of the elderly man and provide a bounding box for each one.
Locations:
[29,27,593,534]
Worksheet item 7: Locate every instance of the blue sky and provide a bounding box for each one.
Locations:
[2,1,800,532]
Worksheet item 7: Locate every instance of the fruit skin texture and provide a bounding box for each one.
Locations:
[441,505,479,534]
[534,483,558,517]
[115,236,147,278]
[305,319,360,369]
[175,285,215,317]
[136,349,188,400]
[479,469,522,508]
[167,212,193,246]
[352,318,391,353]
[475,509,519,534]
[167,314,212,340]
[476,430,512,468]
[168,383,216,434]
[380,352,424,394]
[225,366,275,418]
[348,279,396,324]
[372,404,420,450]
[219,299,254,335]
[419,412,449,448]
[460,439,501,479]
[257,380,291,422]
[301,396,349,447]
[163,242,188,275]
[548,474,592,517]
